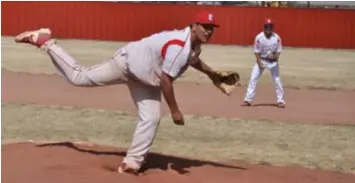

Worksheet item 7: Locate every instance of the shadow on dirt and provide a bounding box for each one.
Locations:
[251,103,280,108]
[37,141,246,174]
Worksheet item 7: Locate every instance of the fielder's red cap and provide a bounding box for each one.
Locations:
[264,18,273,25]
[194,11,220,28]
[264,18,274,30]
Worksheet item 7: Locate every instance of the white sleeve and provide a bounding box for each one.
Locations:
[254,36,261,53]
[162,45,186,78]
[276,36,283,53]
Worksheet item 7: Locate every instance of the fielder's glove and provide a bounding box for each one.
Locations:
[209,71,241,95]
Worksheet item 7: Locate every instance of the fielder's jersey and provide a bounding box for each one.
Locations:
[254,32,282,59]
[123,26,193,87]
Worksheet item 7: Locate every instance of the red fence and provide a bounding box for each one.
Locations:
[2,2,355,49]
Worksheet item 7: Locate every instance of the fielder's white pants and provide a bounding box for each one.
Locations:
[41,39,161,170]
[244,60,285,104]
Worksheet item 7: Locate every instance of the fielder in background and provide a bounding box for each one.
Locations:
[241,19,286,108]
[14,11,239,174]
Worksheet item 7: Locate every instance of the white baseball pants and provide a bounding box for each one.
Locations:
[42,39,162,169]
[244,59,285,104]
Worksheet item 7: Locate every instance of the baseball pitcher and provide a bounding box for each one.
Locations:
[14,11,240,174]
[241,18,286,108]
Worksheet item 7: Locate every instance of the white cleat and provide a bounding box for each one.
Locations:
[117,162,140,175]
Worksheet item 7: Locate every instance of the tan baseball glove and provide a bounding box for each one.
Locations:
[209,71,241,95]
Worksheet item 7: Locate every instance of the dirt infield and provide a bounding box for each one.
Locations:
[2,142,355,183]
[2,69,355,124]
[2,69,355,183]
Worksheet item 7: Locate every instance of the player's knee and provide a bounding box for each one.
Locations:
[141,112,161,124]
[69,73,95,86]
[250,78,259,84]
[144,113,161,125]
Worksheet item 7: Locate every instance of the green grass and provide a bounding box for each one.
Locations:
[2,36,355,90]
[2,103,355,173]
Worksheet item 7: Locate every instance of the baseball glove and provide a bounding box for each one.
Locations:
[209,71,241,95]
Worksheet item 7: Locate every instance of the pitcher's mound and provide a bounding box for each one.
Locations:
[2,141,354,183]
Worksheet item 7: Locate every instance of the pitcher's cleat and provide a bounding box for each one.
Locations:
[117,162,140,175]
[277,103,286,108]
[241,101,251,107]
[14,28,52,47]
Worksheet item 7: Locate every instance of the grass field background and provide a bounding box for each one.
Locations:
[2,36,355,174]
[2,36,355,90]
[2,103,355,173]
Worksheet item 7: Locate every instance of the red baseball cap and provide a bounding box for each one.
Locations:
[194,11,220,28]
[264,18,273,25]
[264,18,274,30]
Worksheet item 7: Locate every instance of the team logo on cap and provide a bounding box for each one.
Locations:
[208,14,213,21]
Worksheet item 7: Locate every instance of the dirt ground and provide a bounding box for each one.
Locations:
[2,69,355,124]
[2,38,355,183]
[2,141,355,183]
[2,70,355,182]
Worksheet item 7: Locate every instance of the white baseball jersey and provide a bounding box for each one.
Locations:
[254,32,282,59]
[123,26,193,86]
